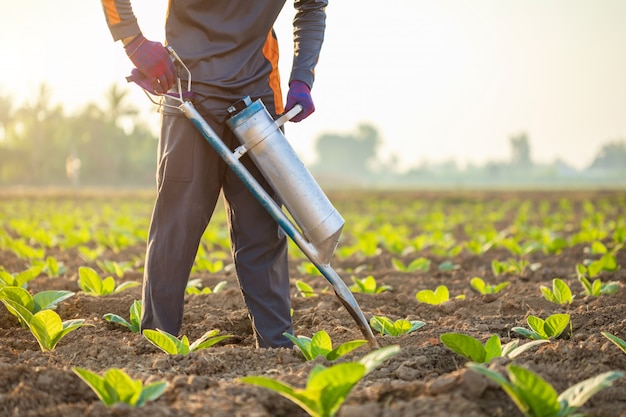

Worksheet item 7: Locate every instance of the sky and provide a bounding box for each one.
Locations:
[2,1,626,171]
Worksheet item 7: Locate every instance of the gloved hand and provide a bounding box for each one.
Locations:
[285,80,315,122]
[124,34,176,94]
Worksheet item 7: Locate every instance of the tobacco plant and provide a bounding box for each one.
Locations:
[416,285,465,305]
[284,330,367,361]
[369,315,426,336]
[0,266,43,289]
[239,345,400,417]
[440,333,548,363]
[467,363,623,417]
[576,262,620,297]
[143,328,232,355]
[470,277,510,295]
[73,367,167,407]
[78,266,140,296]
[349,275,392,294]
[540,278,574,305]
[512,313,570,340]
[2,299,91,351]
[0,286,74,327]
[103,300,142,333]
[392,256,431,272]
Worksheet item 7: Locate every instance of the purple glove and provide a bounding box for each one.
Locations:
[285,80,315,122]
[124,34,176,94]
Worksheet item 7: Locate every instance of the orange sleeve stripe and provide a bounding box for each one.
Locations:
[263,30,284,114]
[102,0,122,25]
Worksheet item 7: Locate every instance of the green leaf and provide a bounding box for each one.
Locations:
[511,326,541,340]
[32,290,74,312]
[552,278,573,304]
[416,285,450,305]
[0,286,35,319]
[136,381,168,407]
[239,376,320,417]
[78,266,103,295]
[466,363,527,414]
[30,309,63,351]
[101,276,116,295]
[190,329,232,351]
[558,371,624,414]
[440,333,487,363]
[483,334,502,362]
[143,329,188,355]
[601,332,626,354]
[104,368,141,405]
[73,367,116,406]
[370,316,396,336]
[507,364,561,417]
[544,314,570,338]
[527,316,549,339]
[505,339,550,359]
[326,340,368,361]
[113,280,141,293]
[296,280,316,297]
[103,313,133,330]
[310,330,333,359]
[358,345,400,375]
[284,333,314,361]
[470,277,486,294]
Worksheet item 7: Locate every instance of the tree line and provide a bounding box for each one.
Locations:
[1,83,624,188]
[0,84,156,187]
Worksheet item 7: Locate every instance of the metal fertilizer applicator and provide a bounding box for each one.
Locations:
[132,47,378,347]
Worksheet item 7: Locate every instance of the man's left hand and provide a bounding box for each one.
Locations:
[285,80,315,122]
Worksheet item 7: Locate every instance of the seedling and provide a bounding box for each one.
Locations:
[416,285,465,305]
[470,277,510,295]
[239,345,400,417]
[349,275,392,294]
[467,363,623,417]
[78,266,140,296]
[0,286,74,327]
[284,330,367,361]
[2,299,91,351]
[295,280,328,297]
[440,333,548,363]
[185,278,227,295]
[0,266,43,289]
[540,278,574,305]
[576,264,620,296]
[73,367,167,407]
[491,258,529,276]
[601,332,626,354]
[512,313,570,340]
[298,261,322,276]
[31,256,66,278]
[370,315,426,336]
[103,300,142,333]
[143,328,232,355]
[392,257,431,272]
[96,259,135,278]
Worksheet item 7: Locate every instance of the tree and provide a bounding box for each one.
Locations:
[589,140,626,173]
[510,132,532,168]
[310,123,382,182]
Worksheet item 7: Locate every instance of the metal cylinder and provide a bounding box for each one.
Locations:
[226,97,344,265]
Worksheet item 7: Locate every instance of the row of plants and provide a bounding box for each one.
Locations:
[1,194,625,416]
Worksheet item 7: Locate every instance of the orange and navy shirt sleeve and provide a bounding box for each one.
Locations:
[101,0,141,41]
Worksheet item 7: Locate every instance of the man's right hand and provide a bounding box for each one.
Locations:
[124,34,176,94]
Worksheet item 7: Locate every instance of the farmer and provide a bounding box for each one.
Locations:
[99,0,327,348]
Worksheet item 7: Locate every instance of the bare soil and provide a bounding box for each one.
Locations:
[0,190,625,417]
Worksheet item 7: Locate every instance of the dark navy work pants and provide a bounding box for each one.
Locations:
[140,110,294,348]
